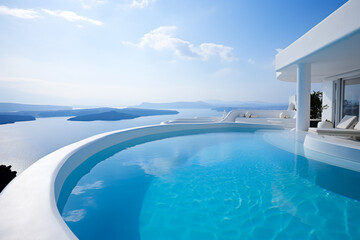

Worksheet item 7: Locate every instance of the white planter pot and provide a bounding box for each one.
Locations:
[317,121,333,129]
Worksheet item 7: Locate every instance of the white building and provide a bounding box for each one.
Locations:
[275,0,360,131]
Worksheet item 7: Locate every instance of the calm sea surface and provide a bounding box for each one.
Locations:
[0,109,220,174]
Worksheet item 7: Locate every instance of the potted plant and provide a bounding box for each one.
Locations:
[317,119,333,128]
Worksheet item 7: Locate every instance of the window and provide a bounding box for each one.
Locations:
[342,78,360,118]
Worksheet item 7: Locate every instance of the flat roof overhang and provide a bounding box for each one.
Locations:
[275,0,360,83]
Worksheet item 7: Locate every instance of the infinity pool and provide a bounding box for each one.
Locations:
[59,130,360,240]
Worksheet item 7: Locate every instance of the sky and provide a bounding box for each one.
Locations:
[0,0,348,107]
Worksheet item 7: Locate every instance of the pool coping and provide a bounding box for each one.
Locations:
[1,122,359,239]
[0,122,284,240]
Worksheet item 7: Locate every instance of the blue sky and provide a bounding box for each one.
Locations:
[0,0,348,106]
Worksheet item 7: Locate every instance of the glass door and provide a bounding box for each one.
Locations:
[342,77,360,119]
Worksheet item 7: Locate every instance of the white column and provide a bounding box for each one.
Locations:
[296,63,311,131]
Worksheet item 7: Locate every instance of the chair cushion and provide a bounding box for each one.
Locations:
[279,112,289,119]
[245,112,252,118]
[336,115,357,129]
[354,121,360,130]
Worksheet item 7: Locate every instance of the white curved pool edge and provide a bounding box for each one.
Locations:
[0,123,283,240]
[303,133,360,171]
[263,130,360,172]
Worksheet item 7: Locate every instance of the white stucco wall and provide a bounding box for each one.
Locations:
[288,95,297,110]
[322,79,334,122]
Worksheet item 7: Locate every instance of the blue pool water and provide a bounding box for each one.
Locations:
[60,130,360,240]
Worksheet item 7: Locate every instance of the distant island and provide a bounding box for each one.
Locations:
[68,109,178,122]
[0,103,179,124]
[0,115,36,125]
[0,101,288,124]
[68,111,137,121]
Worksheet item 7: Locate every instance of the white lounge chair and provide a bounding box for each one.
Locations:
[335,115,358,129]
[315,116,360,140]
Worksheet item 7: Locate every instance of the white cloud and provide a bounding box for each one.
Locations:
[78,0,107,9]
[63,209,86,222]
[247,58,255,64]
[131,0,156,8]
[71,181,104,195]
[0,6,102,26]
[0,6,40,19]
[42,9,103,26]
[125,26,236,62]
[200,43,236,62]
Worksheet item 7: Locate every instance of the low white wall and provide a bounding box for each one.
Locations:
[162,117,221,124]
[222,110,296,122]
[0,122,283,240]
